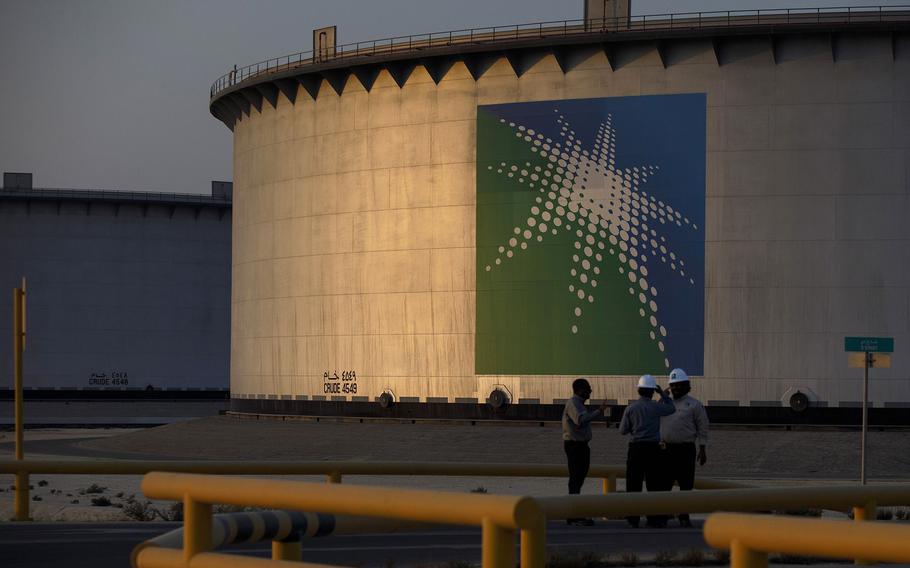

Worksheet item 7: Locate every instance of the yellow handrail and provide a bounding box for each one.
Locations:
[132,474,910,568]
[6,457,910,567]
[535,484,910,520]
[0,459,626,477]
[0,457,749,520]
[143,472,541,528]
[704,513,910,567]
[137,472,547,568]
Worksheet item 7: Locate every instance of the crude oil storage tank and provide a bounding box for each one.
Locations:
[0,180,232,396]
[210,4,910,422]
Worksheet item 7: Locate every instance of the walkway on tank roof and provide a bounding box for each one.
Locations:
[209,5,910,130]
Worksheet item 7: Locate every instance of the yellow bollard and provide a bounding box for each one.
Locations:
[520,514,547,568]
[853,499,877,565]
[183,497,213,562]
[482,517,515,568]
[326,471,342,484]
[730,538,768,568]
[271,540,301,561]
[853,499,876,522]
[14,470,29,521]
[599,475,618,521]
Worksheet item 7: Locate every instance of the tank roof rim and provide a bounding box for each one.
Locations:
[208,12,910,130]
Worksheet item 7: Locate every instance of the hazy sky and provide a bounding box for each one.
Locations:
[1,0,904,194]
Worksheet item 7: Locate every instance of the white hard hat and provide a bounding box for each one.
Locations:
[669,368,689,384]
[637,374,657,389]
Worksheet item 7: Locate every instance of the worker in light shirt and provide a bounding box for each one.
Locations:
[659,368,709,528]
[562,377,609,526]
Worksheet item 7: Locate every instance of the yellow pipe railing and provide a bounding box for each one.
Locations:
[0,459,628,477]
[704,513,910,567]
[138,472,547,568]
[534,484,910,520]
[15,457,910,568]
[132,474,910,568]
[0,458,749,520]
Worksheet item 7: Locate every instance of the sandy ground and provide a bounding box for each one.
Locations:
[2,417,909,521]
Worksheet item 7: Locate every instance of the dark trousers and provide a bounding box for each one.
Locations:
[665,442,696,522]
[564,440,590,495]
[626,441,670,526]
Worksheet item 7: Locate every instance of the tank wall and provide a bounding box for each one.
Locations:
[0,200,231,390]
[231,33,910,407]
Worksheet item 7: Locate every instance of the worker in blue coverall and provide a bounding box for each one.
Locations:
[619,373,675,528]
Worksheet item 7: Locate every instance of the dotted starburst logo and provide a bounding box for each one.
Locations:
[481,109,699,369]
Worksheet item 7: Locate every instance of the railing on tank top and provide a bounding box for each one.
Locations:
[209,5,910,99]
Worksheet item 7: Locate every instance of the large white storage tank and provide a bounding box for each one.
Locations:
[212,8,910,422]
[0,181,232,396]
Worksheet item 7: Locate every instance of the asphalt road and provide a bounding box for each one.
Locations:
[1,520,709,568]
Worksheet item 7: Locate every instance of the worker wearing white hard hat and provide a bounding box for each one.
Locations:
[638,374,658,389]
[619,373,675,528]
[669,368,689,384]
[660,368,709,528]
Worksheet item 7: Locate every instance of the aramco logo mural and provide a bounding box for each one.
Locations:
[476,94,705,376]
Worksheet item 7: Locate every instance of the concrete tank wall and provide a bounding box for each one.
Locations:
[230,32,910,408]
[0,198,231,391]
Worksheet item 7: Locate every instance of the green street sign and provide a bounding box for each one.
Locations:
[845,336,894,353]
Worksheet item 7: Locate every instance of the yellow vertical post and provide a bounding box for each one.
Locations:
[183,497,213,562]
[326,471,342,484]
[853,499,876,522]
[730,539,768,568]
[853,499,876,565]
[272,540,301,561]
[13,283,27,521]
[19,277,26,354]
[482,517,515,568]
[14,471,29,521]
[520,514,547,568]
[599,475,617,521]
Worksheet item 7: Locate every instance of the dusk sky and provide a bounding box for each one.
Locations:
[1,0,904,194]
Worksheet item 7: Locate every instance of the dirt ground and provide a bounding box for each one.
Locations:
[2,416,908,521]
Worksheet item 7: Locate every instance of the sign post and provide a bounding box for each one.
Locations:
[12,277,26,520]
[844,336,894,485]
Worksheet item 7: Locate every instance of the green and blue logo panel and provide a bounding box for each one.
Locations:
[476,94,705,376]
